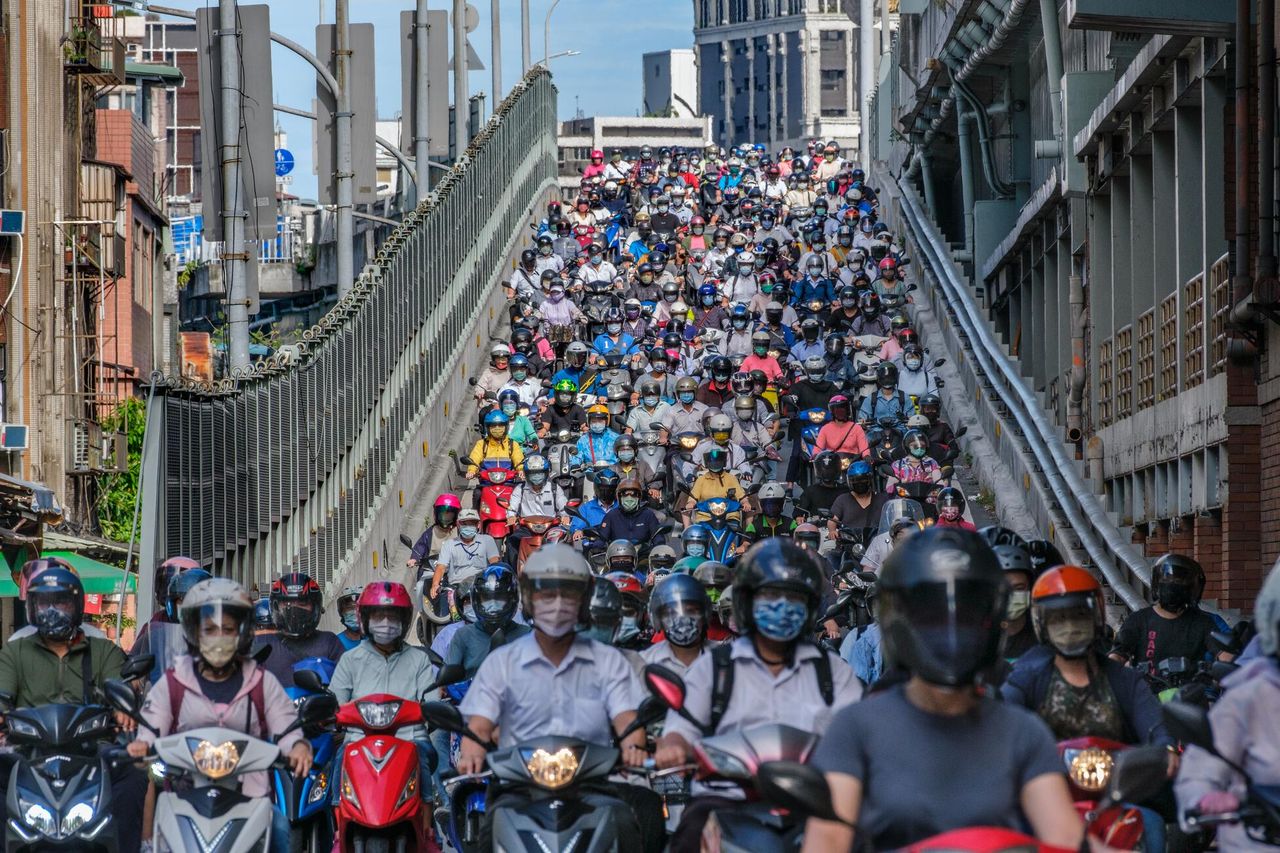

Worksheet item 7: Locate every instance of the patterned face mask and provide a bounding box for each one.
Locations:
[752,597,807,642]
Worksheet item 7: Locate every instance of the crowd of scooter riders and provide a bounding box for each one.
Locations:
[0,139,1276,853]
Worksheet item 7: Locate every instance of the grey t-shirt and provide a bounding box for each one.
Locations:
[812,684,1063,849]
[444,622,533,678]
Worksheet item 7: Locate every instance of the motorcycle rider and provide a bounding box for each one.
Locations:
[628,378,672,432]
[655,538,862,852]
[695,412,751,478]
[430,508,502,604]
[723,303,756,357]
[741,330,785,382]
[539,378,588,438]
[850,291,893,338]
[260,572,345,689]
[501,353,543,408]
[995,543,1041,661]
[508,454,570,535]
[685,447,748,528]
[1109,554,1232,668]
[601,475,667,547]
[896,342,940,399]
[573,403,621,469]
[335,585,364,651]
[745,481,795,539]
[474,344,512,406]
[495,388,539,449]
[785,355,839,482]
[458,544,663,853]
[801,528,1083,851]
[446,563,530,677]
[642,573,712,677]
[795,451,851,523]
[696,355,737,408]
[464,410,526,479]
[859,362,913,423]
[129,555,202,682]
[829,460,890,536]
[593,306,639,360]
[659,376,710,443]
[789,317,827,366]
[812,393,869,459]
[885,429,945,491]
[407,493,461,589]
[792,255,836,313]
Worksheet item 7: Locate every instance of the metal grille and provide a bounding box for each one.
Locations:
[141,69,558,587]
[1158,292,1178,400]
[1184,273,1205,389]
[1115,326,1133,418]
[1208,253,1231,376]
[1136,309,1155,410]
[1097,338,1113,428]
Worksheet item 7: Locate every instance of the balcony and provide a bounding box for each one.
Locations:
[64,18,126,86]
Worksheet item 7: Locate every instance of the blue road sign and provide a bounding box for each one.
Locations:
[274,148,295,177]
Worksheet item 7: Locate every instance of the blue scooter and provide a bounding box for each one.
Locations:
[693,496,746,562]
[272,657,339,852]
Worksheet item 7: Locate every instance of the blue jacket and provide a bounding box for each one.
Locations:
[791,276,836,306]
[789,339,825,365]
[840,623,881,686]
[1001,645,1174,746]
[572,429,619,468]
[859,389,911,423]
[570,498,612,531]
[591,332,638,357]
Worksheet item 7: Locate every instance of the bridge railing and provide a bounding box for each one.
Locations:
[136,69,559,617]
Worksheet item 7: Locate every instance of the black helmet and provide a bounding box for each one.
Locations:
[992,543,1034,580]
[878,527,1007,686]
[978,526,1030,552]
[594,468,621,504]
[473,563,519,634]
[800,317,821,342]
[1026,539,1066,577]
[708,355,733,382]
[704,446,729,473]
[824,335,845,359]
[1151,553,1205,611]
[520,248,537,268]
[814,451,842,486]
[269,572,323,638]
[732,538,827,639]
[875,361,899,389]
[588,575,624,643]
[25,567,85,641]
[919,393,942,421]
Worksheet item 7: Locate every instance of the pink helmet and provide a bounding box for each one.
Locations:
[434,493,462,510]
[356,581,413,634]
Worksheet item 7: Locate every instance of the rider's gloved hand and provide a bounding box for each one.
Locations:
[1196,791,1239,814]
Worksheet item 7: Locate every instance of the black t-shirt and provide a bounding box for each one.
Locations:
[798,483,848,519]
[195,666,244,705]
[1111,605,1219,666]
[829,491,889,532]
[813,685,1063,849]
[1004,620,1041,661]
[541,404,586,434]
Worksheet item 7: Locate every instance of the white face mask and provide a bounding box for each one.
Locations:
[199,635,239,669]
[368,617,403,646]
[1005,590,1030,621]
[532,596,579,638]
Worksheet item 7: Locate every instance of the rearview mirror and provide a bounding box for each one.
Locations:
[876,463,894,479]
[953,425,969,439]
[1107,746,1171,807]
[1163,701,1216,754]
[292,668,328,694]
[934,358,946,368]
[399,533,415,549]
[644,664,688,712]
[432,662,468,691]
[757,761,849,824]
[121,654,156,681]
[422,700,495,749]
[427,648,446,669]
[298,693,339,727]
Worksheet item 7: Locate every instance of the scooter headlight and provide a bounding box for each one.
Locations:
[1065,747,1113,793]
[188,738,243,780]
[489,470,508,483]
[357,699,403,729]
[61,801,95,836]
[709,500,727,517]
[307,771,330,804]
[522,746,581,790]
[18,800,56,836]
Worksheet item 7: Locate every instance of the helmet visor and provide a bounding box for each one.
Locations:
[886,578,1005,684]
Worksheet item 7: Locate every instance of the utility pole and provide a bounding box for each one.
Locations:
[453,0,468,157]
[521,0,530,73]
[219,0,250,371]
[415,0,431,199]
[858,0,874,167]
[334,0,355,297]
[491,0,502,106]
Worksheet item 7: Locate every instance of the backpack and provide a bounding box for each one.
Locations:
[167,665,268,740]
[708,641,835,732]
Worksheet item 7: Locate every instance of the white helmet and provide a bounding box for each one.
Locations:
[907,414,931,429]
[179,578,255,660]
[758,482,788,501]
[519,543,593,625]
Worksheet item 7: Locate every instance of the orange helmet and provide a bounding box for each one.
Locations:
[1030,565,1106,657]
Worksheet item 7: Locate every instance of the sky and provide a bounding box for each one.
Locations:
[162,0,695,199]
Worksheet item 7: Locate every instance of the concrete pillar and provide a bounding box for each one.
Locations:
[746,38,756,141]
[777,33,789,144]
[802,27,819,139]
[766,34,777,149]
[722,39,734,147]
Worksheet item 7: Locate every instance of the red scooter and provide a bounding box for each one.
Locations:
[450,452,518,540]
[334,693,435,852]
[1058,736,1149,850]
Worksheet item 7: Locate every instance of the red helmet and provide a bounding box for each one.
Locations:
[590,148,603,160]
[690,215,706,228]
[607,571,645,601]
[879,257,899,271]
[357,581,413,634]
[1030,565,1106,658]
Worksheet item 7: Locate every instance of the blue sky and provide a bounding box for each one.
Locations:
[163,0,694,198]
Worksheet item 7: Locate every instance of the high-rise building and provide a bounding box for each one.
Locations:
[692,0,861,150]
[643,49,699,117]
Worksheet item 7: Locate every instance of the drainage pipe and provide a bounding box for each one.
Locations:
[1037,0,1066,153]
[1259,0,1276,288]
[954,78,1016,198]
[1067,258,1086,445]
[1230,0,1257,327]
[958,108,977,263]
[918,149,939,216]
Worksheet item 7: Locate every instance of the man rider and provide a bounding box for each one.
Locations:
[828,460,890,536]
[784,356,838,481]
[539,378,588,438]
[789,318,826,366]
[430,509,502,603]
[859,363,913,424]
[744,481,796,539]
[696,355,736,408]
[655,538,862,851]
[507,454,570,527]
[572,468,621,531]
[260,572,346,689]
[573,404,621,469]
[895,343,940,399]
[601,475,667,547]
[642,573,713,677]
[659,377,710,444]
[336,585,364,652]
[796,451,851,524]
[465,411,526,479]
[1109,554,1232,669]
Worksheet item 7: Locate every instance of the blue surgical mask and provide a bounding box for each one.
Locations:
[502,402,517,416]
[459,524,478,539]
[643,395,660,407]
[340,611,360,632]
[590,421,607,435]
[701,295,715,306]
[678,391,696,405]
[752,597,808,641]
[686,543,705,558]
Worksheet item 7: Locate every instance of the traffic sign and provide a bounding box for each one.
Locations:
[0,209,25,236]
[274,148,295,177]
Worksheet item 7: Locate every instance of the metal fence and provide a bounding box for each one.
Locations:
[136,70,558,613]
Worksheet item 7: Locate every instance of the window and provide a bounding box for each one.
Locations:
[653,64,661,78]
[819,31,848,115]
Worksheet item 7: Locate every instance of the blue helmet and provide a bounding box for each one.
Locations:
[254,597,273,629]
[474,563,519,633]
[483,410,510,427]
[847,459,874,490]
[508,353,529,370]
[165,568,213,621]
[697,283,718,300]
[729,303,750,320]
[681,524,712,558]
[497,388,520,410]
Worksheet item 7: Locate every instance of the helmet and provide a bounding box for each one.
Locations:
[180,578,255,662]
[693,560,734,598]
[617,473,643,497]
[733,395,757,421]
[703,446,729,473]
[935,486,966,521]
[524,453,551,487]
[153,556,201,611]
[1030,565,1106,658]
[802,355,828,380]
[497,388,521,414]
[707,413,733,444]
[520,248,537,267]
[814,451,842,486]
[800,317,821,341]
[906,414,931,429]
[903,428,930,459]
[606,539,639,574]
[566,340,589,364]
[879,256,899,272]
[1151,554,1205,610]
[993,543,1034,579]
[508,352,530,372]
[859,291,881,317]
[553,378,578,395]
[676,376,699,395]
[978,526,1030,551]
[337,585,364,609]
[758,481,788,516]
[731,372,754,396]
[681,523,711,558]
[824,336,846,359]
[650,573,710,647]
[878,527,1007,686]
[875,361,899,389]
[254,598,274,630]
[25,567,85,641]
[1026,540,1066,577]
[165,568,213,621]
[588,576,624,643]
[615,435,639,462]
[708,355,734,382]
[269,572,323,638]
[520,543,594,626]
[732,538,827,639]
[483,410,510,432]
[648,545,678,572]
[698,282,719,303]
[356,582,414,640]
[829,393,851,419]
[594,468,620,504]
[490,343,511,365]
[586,403,610,420]
[846,460,874,492]
[474,563,519,634]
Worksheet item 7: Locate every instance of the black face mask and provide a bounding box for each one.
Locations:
[1156,582,1192,611]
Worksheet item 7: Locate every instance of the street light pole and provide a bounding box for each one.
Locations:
[491,0,502,108]
[453,0,468,156]
[543,0,562,68]
[334,0,355,297]
[218,0,250,372]
[521,0,530,72]
[415,0,430,198]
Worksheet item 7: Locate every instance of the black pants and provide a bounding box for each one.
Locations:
[669,795,742,853]
[478,780,665,853]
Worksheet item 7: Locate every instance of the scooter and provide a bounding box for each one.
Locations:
[1056,736,1152,849]
[450,451,518,540]
[273,658,340,852]
[692,496,747,563]
[0,655,152,853]
[508,514,559,570]
[104,675,335,853]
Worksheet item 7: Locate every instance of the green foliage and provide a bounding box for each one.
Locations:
[96,397,146,543]
[176,259,202,289]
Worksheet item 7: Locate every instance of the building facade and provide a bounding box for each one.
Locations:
[643,49,699,117]
[692,0,863,150]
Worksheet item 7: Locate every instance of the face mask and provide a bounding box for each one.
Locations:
[199,634,239,668]
[685,543,705,558]
[1005,590,1030,622]
[590,421,606,435]
[752,598,808,642]
[607,323,622,335]
[549,292,564,303]
[1157,584,1192,611]
[1046,617,1095,658]
[693,226,704,235]
[488,427,507,440]
[909,446,927,459]
[761,282,774,294]
[733,319,748,330]
[34,606,76,641]
[753,345,769,357]
[368,617,404,646]
[652,362,667,374]
[666,613,704,647]
[533,596,580,638]
[643,394,660,408]
[701,295,715,306]
[540,245,553,255]
[501,402,517,417]
[585,624,616,644]
[591,255,602,265]
[461,602,477,623]
[662,292,675,302]
[340,611,361,632]
[620,495,641,511]
[459,524,478,539]
[512,369,528,381]
[850,478,871,495]
[528,472,548,487]
[940,506,962,522]
[679,391,696,405]
[618,450,637,465]
[616,615,641,644]
[905,357,923,371]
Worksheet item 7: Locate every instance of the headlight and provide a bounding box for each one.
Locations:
[72,712,109,738]
[1067,747,1114,792]
[148,759,169,784]
[61,802,95,836]
[19,801,56,836]
[523,747,581,790]
[680,437,698,449]
[710,501,727,517]
[190,739,242,780]
[357,700,403,729]
[7,719,38,739]
[307,771,330,804]
[809,411,825,422]
[490,470,508,483]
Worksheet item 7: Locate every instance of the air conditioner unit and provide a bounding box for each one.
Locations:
[66,420,102,471]
[0,423,29,451]
[99,431,127,473]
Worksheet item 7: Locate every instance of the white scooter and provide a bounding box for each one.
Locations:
[105,679,336,853]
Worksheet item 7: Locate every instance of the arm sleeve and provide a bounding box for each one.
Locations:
[459,652,506,723]
[1110,612,1141,659]
[410,529,433,561]
[129,623,151,657]
[810,704,865,779]
[99,640,127,682]
[602,649,641,721]
[0,646,20,700]
[136,671,174,744]
[329,654,356,704]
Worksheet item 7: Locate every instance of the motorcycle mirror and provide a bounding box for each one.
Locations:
[295,693,339,730]
[422,700,495,749]
[431,663,468,692]
[468,377,477,386]
[953,425,969,438]
[0,691,14,714]
[857,571,878,584]
[644,664,688,713]
[1208,630,1235,655]
[934,358,946,368]
[876,463,894,479]
[935,378,946,389]
[103,679,159,735]
[426,648,446,669]
[120,654,156,681]
[293,668,328,694]
[1105,746,1171,810]
[399,533,415,549]
[652,521,675,539]
[1162,701,1217,755]
[617,696,667,742]
[756,761,850,825]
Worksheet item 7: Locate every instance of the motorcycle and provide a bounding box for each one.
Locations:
[273,658,341,852]
[104,675,336,853]
[509,514,559,570]
[1057,736,1151,849]
[0,655,153,853]
[692,496,747,562]
[795,407,831,466]
[450,452,518,540]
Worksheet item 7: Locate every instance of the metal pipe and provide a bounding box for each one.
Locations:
[957,109,977,264]
[521,0,531,73]
[954,79,1015,198]
[860,0,875,166]
[1231,0,1256,326]
[334,0,355,298]
[273,103,427,184]
[1038,0,1065,151]
[1067,261,1086,445]
[1259,0,1277,285]
[220,0,251,371]
[544,0,562,67]
[415,0,431,199]
[918,149,939,216]
[454,0,468,156]
[879,0,891,57]
[491,0,502,107]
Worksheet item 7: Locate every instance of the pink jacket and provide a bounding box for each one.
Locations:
[137,655,303,796]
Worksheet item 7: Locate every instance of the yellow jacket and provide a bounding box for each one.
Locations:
[465,437,525,478]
